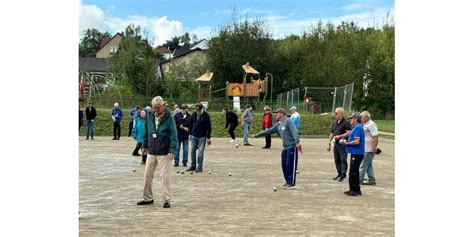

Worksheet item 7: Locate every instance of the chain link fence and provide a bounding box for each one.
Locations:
[276,88,300,109]
[304,82,354,114]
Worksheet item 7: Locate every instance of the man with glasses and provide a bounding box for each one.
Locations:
[327,107,352,182]
[137,96,178,208]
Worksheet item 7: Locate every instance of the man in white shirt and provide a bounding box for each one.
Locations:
[359,111,379,185]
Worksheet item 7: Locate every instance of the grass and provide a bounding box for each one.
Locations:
[79,108,394,140]
[373,120,395,133]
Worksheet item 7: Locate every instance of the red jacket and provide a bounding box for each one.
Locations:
[262,112,273,130]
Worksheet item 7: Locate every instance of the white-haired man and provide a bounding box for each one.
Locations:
[137,96,178,208]
[111,102,123,140]
[359,111,379,185]
[327,107,351,182]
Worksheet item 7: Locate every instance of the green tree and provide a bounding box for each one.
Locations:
[108,25,159,98]
[79,28,111,57]
[162,58,207,100]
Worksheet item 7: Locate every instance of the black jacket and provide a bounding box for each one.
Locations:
[85,107,97,120]
[189,111,212,139]
[174,112,192,141]
[225,111,238,129]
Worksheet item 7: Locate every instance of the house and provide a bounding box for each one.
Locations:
[190,39,209,50]
[96,33,123,58]
[159,39,209,79]
[159,48,207,79]
[155,47,173,60]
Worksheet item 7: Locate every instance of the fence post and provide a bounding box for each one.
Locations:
[331,87,337,114]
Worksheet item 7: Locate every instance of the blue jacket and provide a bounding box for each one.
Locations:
[174,112,192,141]
[255,117,300,150]
[112,108,123,123]
[132,118,146,143]
[189,111,212,139]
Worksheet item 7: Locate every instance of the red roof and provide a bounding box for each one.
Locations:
[156,47,173,54]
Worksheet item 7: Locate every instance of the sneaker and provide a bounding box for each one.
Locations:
[338,177,345,182]
[85,137,89,140]
[262,147,270,149]
[229,139,235,143]
[140,161,146,165]
[91,138,94,140]
[186,167,196,172]
[282,183,289,187]
[163,201,171,208]
[137,199,154,205]
[174,163,179,167]
[112,138,118,140]
[284,185,297,190]
[195,169,203,173]
[132,153,140,156]
[361,180,376,185]
[182,162,187,167]
[333,175,340,180]
[243,143,253,146]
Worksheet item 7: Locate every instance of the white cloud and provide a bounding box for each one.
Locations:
[79,2,107,35]
[79,2,199,46]
[189,26,213,40]
[265,6,394,39]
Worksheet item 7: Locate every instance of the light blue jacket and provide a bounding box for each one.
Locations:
[255,117,300,150]
[132,118,146,143]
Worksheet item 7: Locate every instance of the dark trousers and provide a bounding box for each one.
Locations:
[128,121,133,136]
[281,147,298,186]
[228,123,237,140]
[349,154,364,192]
[113,122,121,139]
[264,135,272,148]
[133,142,142,155]
[333,144,348,177]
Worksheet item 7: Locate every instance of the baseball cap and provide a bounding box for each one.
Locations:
[289,106,297,111]
[273,108,286,114]
[348,112,361,119]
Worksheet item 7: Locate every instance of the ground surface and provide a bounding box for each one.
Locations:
[79,137,394,236]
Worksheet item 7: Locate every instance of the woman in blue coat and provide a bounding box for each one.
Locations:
[132,109,147,164]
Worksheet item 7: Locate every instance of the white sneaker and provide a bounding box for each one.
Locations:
[229,139,235,143]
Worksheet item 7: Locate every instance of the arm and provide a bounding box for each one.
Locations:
[287,119,300,145]
[168,117,178,155]
[142,115,149,150]
[225,115,230,129]
[255,124,278,138]
[372,136,379,152]
[189,114,194,140]
[92,108,96,119]
[206,113,212,139]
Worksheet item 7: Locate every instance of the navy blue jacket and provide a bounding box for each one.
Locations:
[189,111,212,139]
[112,108,123,123]
[174,112,192,141]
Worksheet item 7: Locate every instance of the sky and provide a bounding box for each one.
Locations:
[80,0,394,46]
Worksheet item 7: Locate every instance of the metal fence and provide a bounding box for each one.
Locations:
[276,88,300,109]
[304,82,354,114]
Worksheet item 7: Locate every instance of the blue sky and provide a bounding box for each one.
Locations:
[80,0,394,46]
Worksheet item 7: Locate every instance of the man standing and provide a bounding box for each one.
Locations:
[340,112,365,196]
[129,105,140,137]
[85,101,97,140]
[241,104,254,146]
[359,111,379,185]
[174,104,191,167]
[137,96,178,208]
[289,106,301,129]
[327,107,351,182]
[253,108,301,189]
[223,108,238,143]
[187,103,212,173]
[173,104,181,116]
[111,102,123,140]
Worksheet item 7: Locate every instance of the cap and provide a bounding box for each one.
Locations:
[348,112,361,119]
[273,108,286,114]
[289,106,297,111]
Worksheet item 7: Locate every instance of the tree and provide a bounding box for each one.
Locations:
[108,25,159,98]
[79,28,111,57]
[207,14,274,98]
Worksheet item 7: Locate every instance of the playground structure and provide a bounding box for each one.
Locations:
[194,70,214,110]
[225,63,270,111]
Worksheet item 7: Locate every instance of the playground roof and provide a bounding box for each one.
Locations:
[242,64,259,74]
[195,72,213,82]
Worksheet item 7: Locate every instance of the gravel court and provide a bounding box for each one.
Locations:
[79,136,394,236]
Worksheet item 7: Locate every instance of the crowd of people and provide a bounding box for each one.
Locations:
[79,97,381,207]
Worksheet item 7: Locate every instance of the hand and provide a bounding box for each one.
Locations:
[91,119,94,122]
[166,153,174,161]
[339,140,347,145]
[206,138,212,145]
[189,135,192,141]
[334,135,340,140]
[142,149,148,156]
[327,145,331,152]
[297,144,302,149]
